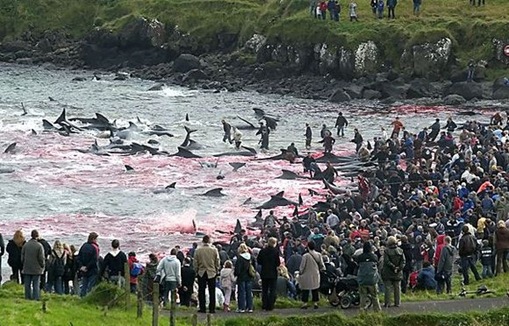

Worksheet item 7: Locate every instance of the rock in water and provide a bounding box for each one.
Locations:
[329,89,351,103]
[182,69,209,82]
[443,94,467,105]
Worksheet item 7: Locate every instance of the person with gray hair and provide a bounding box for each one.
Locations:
[21,230,45,300]
[381,236,405,307]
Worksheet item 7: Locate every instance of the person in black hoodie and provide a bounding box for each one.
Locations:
[179,257,196,307]
[257,237,281,311]
[99,239,127,287]
[399,236,414,294]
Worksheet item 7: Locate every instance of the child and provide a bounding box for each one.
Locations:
[220,260,236,312]
[349,0,358,22]
[377,0,384,19]
[480,240,493,278]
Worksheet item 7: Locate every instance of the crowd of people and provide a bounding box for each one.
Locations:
[3,109,509,314]
[309,0,425,21]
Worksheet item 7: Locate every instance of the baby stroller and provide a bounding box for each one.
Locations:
[325,275,373,309]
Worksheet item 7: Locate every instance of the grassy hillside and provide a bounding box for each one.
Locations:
[1,272,509,326]
[1,282,509,326]
[0,0,508,74]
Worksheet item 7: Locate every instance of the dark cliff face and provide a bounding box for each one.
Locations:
[1,17,508,103]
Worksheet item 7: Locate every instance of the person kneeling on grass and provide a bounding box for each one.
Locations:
[416,261,437,291]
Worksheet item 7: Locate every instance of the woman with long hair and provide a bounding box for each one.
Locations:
[234,244,254,313]
[46,240,67,294]
[6,230,25,283]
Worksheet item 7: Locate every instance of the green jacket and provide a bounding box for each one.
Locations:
[381,244,405,281]
[356,252,379,286]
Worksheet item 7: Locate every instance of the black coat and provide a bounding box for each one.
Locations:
[181,265,196,288]
[99,251,128,278]
[257,246,281,279]
[6,240,24,269]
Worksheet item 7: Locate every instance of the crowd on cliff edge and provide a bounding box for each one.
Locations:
[2,110,509,313]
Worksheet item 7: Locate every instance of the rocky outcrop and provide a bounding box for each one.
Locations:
[329,89,351,103]
[118,17,166,48]
[492,39,509,65]
[354,41,379,76]
[402,38,453,80]
[443,94,467,105]
[445,82,483,100]
[173,54,201,73]
[492,77,509,99]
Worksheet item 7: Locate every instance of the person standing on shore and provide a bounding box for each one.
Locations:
[233,127,242,149]
[335,112,348,137]
[257,237,281,311]
[352,128,364,153]
[77,232,100,297]
[323,133,336,154]
[390,117,404,138]
[21,230,45,300]
[156,248,182,308]
[221,119,233,144]
[436,236,454,294]
[299,240,324,309]
[356,241,382,312]
[194,235,220,314]
[305,123,312,149]
[7,230,25,284]
[381,236,405,307]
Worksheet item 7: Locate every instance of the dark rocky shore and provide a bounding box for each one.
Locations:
[1,18,508,106]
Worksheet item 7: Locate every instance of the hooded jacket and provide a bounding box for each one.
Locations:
[234,252,254,282]
[156,255,182,285]
[356,252,379,286]
[433,234,446,267]
[100,249,127,278]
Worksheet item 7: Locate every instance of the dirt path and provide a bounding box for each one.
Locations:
[169,296,508,320]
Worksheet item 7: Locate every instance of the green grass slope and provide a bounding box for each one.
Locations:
[1,272,509,326]
[0,0,508,72]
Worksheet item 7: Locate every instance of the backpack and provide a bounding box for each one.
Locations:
[248,262,256,278]
[130,262,143,277]
[52,250,66,277]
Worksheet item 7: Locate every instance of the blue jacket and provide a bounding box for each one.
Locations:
[387,0,397,7]
[417,266,437,289]
[78,241,99,277]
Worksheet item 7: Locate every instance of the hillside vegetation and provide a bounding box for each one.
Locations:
[1,1,508,58]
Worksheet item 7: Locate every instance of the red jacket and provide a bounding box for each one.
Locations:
[128,256,144,285]
[433,235,446,267]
